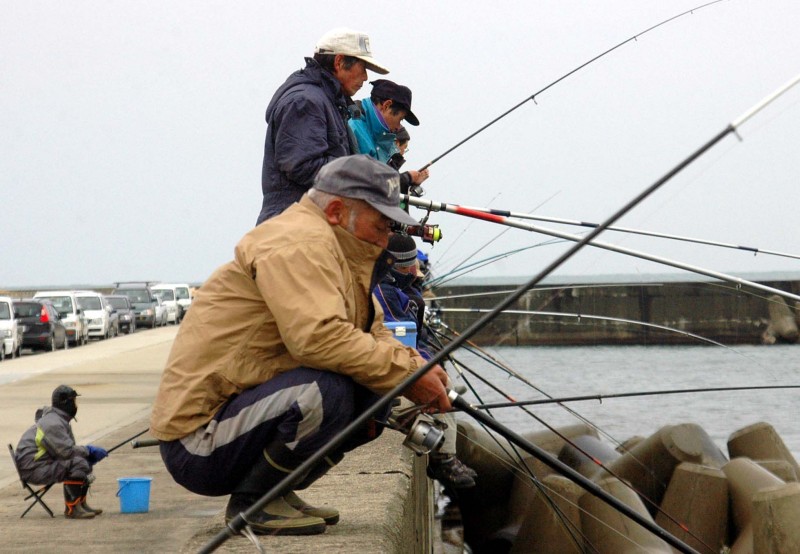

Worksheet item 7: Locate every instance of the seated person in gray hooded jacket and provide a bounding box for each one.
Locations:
[15,385,108,519]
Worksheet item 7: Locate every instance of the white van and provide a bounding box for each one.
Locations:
[151,283,192,323]
[0,296,21,360]
[75,290,113,339]
[33,290,89,346]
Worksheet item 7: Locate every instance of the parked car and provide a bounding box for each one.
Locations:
[32,291,89,346]
[105,295,136,334]
[76,290,113,340]
[151,283,192,323]
[104,296,120,338]
[111,282,158,329]
[13,299,68,352]
[0,296,22,360]
[152,289,179,324]
[153,296,168,327]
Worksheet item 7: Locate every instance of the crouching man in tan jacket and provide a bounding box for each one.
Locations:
[150,155,450,536]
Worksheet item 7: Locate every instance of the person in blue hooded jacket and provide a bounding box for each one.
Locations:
[375,234,477,489]
[348,80,429,194]
[257,28,390,224]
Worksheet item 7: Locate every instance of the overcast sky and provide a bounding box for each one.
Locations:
[2,0,799,288]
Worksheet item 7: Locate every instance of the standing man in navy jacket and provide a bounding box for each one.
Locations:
[257,28,390,224]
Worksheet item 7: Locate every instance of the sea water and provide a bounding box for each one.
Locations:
[452,344,800,459]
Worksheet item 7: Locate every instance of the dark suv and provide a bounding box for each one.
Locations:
[13,299,69,351]
[105,295,136,334]
[111,282,158,329]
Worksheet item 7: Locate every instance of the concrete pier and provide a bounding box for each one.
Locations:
[0,327,431,553]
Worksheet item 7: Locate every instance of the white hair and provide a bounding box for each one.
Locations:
[308,188,364,234]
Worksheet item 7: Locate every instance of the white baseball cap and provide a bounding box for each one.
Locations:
[314,28,390,75]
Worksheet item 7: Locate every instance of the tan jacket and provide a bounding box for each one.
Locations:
[150,196,425,441]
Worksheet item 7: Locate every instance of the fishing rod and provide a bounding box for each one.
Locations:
[438,307,735,348]
[467,384,800,410]
[105,428,150,455]
[201,75,799,554]
[449,205,800,262]
[418,0,725,171]
[406,195,800,305]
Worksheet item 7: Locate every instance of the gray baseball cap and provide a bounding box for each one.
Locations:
[313,155,418,226]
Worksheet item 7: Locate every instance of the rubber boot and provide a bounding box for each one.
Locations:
[80,482,103,515]
[224,441,326,536]
[286,451,344,525]
[63,480,94,519]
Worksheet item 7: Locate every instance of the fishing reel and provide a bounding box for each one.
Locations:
[391,221,442,244]
[387,403,447,456]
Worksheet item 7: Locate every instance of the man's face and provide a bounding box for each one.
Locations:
[376,100,408,132]
[334,57,368,97]
[342,200,393,249]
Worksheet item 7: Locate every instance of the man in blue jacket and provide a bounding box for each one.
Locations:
[257,28,390,224]
[349,80,429,194]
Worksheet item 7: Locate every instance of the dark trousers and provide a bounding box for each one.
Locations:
[160,367,386,497]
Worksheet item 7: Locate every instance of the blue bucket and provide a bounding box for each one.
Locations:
[116,477,152,513]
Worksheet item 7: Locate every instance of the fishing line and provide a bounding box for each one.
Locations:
[439,307,739,349]
[406,194,800,305]
[434,191,505,269]
[428,283,665,303]
[466,384,800,410]
[418,0,726,171]
[428,239,566,289]
[201,74,799,554]
[431,327,718,551]
[441,192,562,279]
[426,330,595,552]
[457,205,800,262]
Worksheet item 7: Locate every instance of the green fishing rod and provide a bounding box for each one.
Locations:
[200,73,800,554]
[418,0,725,171]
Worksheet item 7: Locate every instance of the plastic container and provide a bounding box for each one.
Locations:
[116,476,152,513]
[385,321,417,348]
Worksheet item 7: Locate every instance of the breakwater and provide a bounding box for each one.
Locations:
[431,272,800,346]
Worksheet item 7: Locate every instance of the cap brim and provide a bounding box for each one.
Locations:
[357,56,390,75]
[404,110,419,126]
[369,201,418,226]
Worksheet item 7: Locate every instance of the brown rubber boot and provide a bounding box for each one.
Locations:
[225,494,326,536]
[284,490,339,525]
[63,480,94,519]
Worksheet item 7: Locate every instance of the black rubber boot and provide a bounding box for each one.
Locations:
[428,454,478,489]
[224,441,326,536]
[80,482,103,515]
[63,480,94,519]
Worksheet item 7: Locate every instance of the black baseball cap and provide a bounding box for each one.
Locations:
[370,80,419,126]
[313,155,418,226]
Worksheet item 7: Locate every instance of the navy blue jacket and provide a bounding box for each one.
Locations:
[257,58,355,224]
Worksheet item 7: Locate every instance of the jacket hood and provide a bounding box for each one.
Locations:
[36,405,70,422]
[265,58,347,123]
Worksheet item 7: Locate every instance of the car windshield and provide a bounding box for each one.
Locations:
[118,290,150,303]
[176,288,190,300]
[41,296,73,315]
[107,298,129,309]
[0,304,10,320]
[156,290,175,300]
[14,303,41,318]
[77,297,102,310]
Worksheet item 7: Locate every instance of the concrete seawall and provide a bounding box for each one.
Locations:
[0,327,432,553]
[433,273,800,345]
